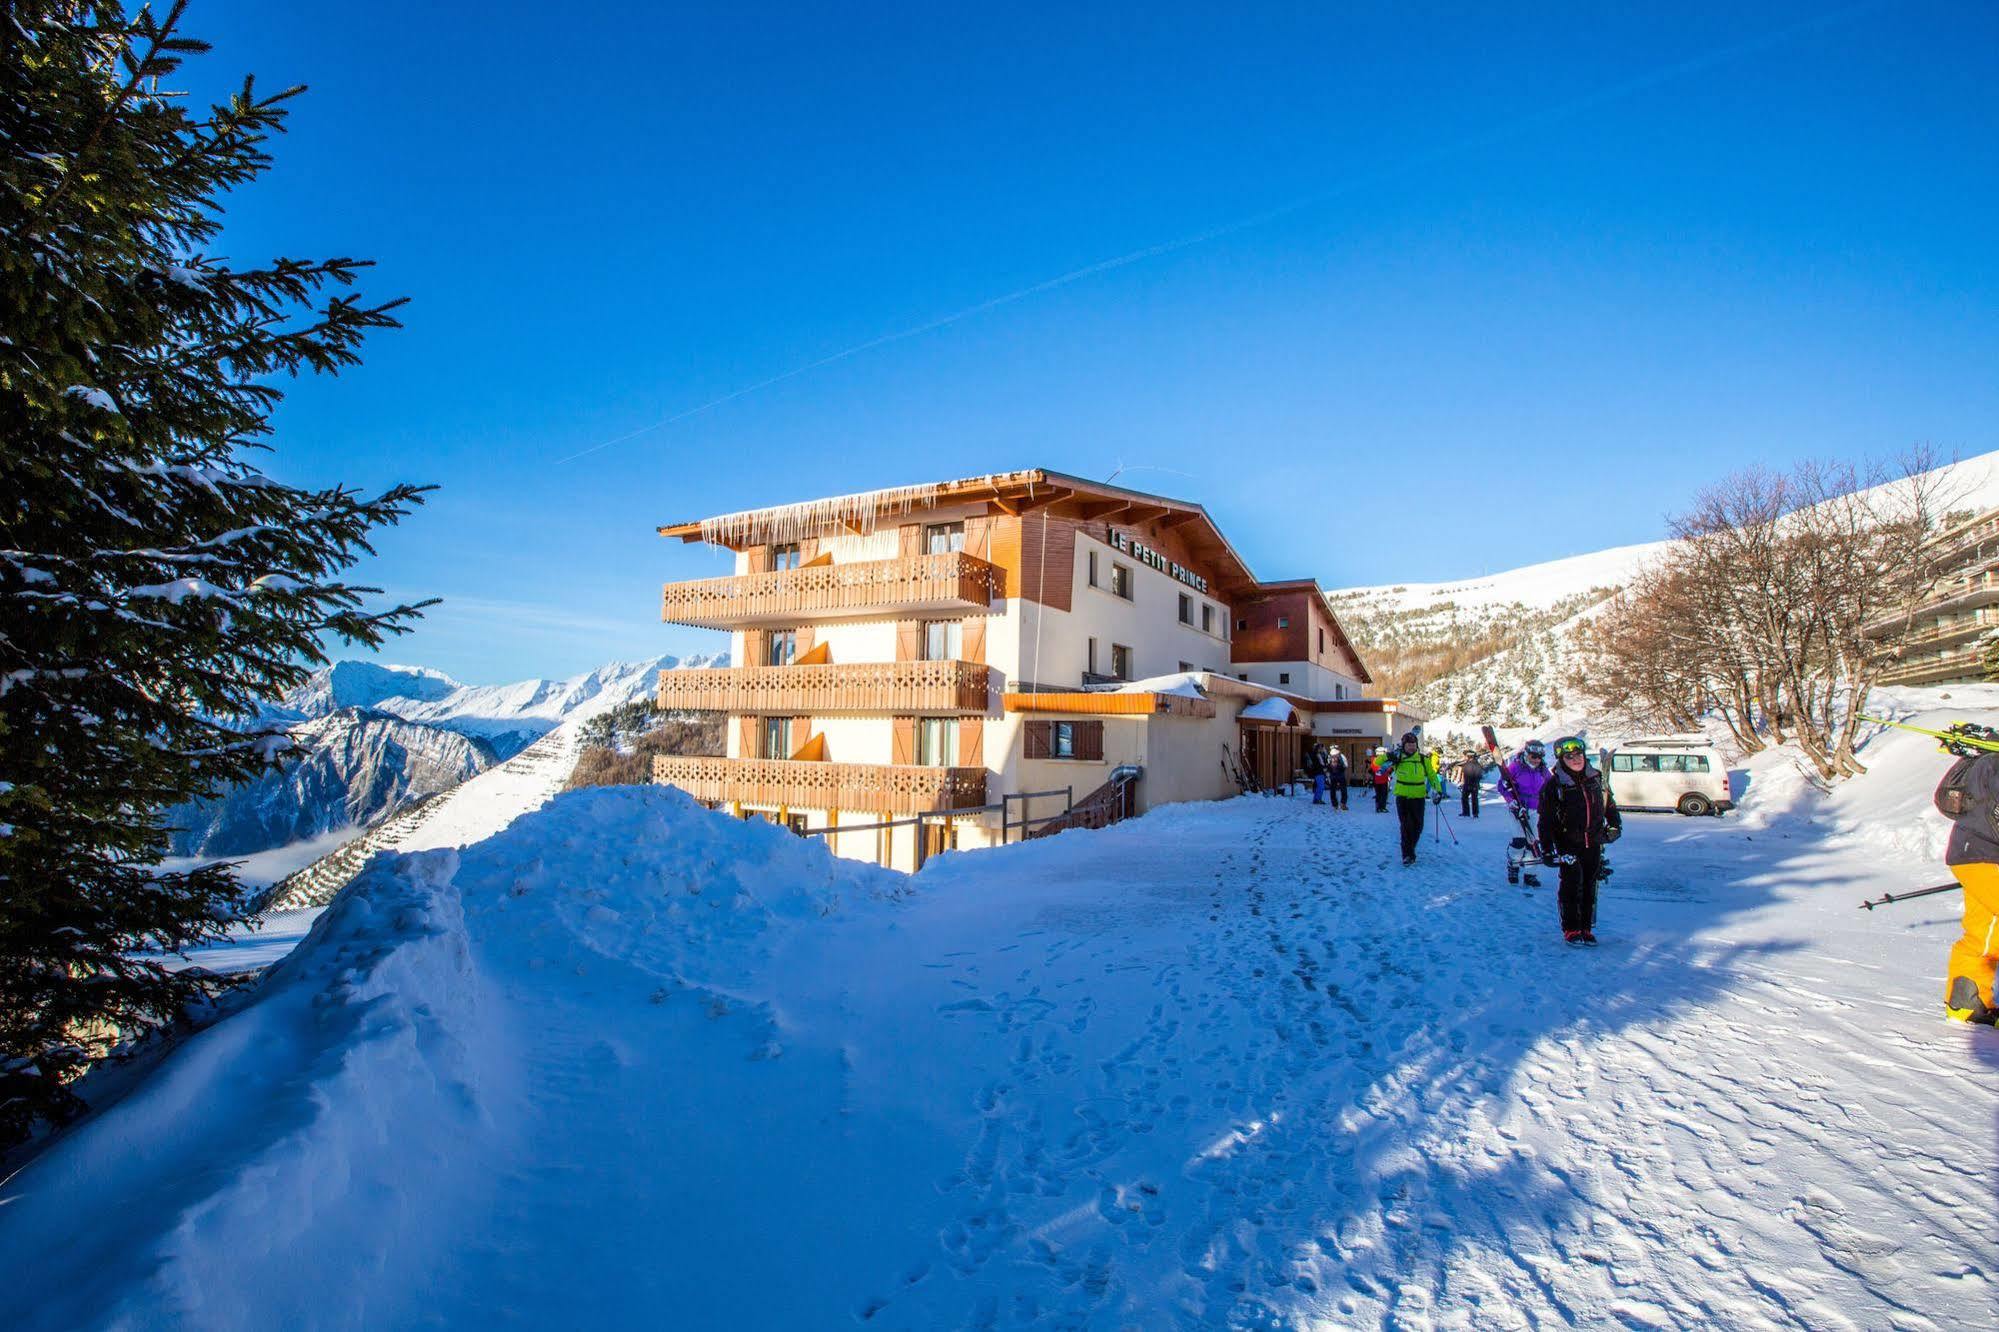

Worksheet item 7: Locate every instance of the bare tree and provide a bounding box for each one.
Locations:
[1581,448,1966,780]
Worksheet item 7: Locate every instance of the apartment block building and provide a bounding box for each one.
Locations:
[652,469,1407,869]
[1867,506,1999,686]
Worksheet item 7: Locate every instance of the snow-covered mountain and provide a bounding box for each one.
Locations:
[168,653,728,859]
[268,653,726,759]
[166,709,497,856]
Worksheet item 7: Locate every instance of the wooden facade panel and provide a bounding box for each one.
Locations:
[957,718,984,767]
[1231,587,1311,663]
[962,616,987,665]
[891,716,916,765]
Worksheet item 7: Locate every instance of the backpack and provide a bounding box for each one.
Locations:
[1936,756,1979,818]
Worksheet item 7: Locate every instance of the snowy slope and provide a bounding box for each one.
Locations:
[1341,448,1999,725]
[272,652,726,757]
[164,709,497,856]
[8,709,1998,1329]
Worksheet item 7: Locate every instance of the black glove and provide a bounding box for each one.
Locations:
[1602,823,1621,843]
[1541,851,1561,867]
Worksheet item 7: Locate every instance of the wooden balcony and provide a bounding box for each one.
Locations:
[660,552,1000,629]
[656,660,992,714]
[653,755,988,815]
[1879,644,1988,687]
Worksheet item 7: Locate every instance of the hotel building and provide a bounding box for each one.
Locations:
[653,469,1423,869]
[1866,505,1999,686]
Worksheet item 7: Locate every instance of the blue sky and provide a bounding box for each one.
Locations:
[189,1,1999,683]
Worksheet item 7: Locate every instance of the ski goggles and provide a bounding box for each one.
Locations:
[1553,737,1588,757]
[1521,741,1546,757]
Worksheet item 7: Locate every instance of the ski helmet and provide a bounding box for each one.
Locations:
[1553,735,1588,759]
[1522,739,1546,760]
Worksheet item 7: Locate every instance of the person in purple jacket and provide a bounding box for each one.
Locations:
[1501,738,1552,812]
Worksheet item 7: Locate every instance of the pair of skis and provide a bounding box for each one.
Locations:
[1480,725,1545,886]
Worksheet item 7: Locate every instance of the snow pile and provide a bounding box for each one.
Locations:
[1,787,902,1329]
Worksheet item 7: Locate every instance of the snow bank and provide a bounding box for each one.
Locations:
[1,786,902,1329]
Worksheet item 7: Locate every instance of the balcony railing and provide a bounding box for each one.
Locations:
[653,755,988,815]
[1879,644,1989,687]
[1893,613,1999,651]
[660,552,1000,629]
[1864,569,1999,637]
[656,660,992,714]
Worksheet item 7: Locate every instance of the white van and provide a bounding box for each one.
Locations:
[1603,736,1733,816]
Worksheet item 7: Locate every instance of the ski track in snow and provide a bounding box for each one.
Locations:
[7,785,1997,1329]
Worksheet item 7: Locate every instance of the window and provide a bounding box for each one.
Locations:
[1238,673,1248,681]
[1318,628,1325,654]
[1201,604,1214,633]
[924,522,965,555]
[1025,719,1102,760]
[1687,755,1711,773]
[1278,672,1291,685]
[1110,563,1133,599]
[1179,592,1193,624]
[1111,643,1133,680]
[766,629,797,666]
[1236,617,1247,632]
[1178,661,1195,673]
[1277,615,1290,629]
[771,542,801,571]
[1087,551,1099,587]
[1335,683,1346,700]
[916,717,959,766]
[1087,637,1099,676]
[922,620,962,661]
[762,716,793,759]
[1611,754,1634,772]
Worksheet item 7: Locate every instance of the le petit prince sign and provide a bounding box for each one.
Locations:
[1106,526,1209,594]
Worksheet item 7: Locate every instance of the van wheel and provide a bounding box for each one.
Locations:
[1677,793,1714,817]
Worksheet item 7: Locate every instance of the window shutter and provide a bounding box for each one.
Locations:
[1023,720,1050,759]
[795,626,815,658]
[736,716,760,758]
[891,716,916,765]
[957,719,984,768]
[746,545,772,574]
[898,523,920,558]
[1078,720,1105,761]
[963,515,990,558]
[962,617,987,665]
[894,620,920,661]
[799,538,818,563]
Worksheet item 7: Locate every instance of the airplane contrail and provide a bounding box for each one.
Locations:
[554,0,1891,466]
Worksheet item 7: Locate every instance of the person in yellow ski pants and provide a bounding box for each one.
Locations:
[1946,862,1999,1024]
[1937,749,1999,1024]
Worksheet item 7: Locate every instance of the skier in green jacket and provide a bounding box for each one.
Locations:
[1385,731,1443,865]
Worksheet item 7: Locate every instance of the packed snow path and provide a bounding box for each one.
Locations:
[5,786,1995,1329]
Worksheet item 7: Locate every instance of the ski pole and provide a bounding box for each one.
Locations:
[1857,882,1960,911]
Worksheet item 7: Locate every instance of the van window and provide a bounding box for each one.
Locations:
[1610,754,1634,772]
[1635,755,1661,772]
[1687,755,1711,773]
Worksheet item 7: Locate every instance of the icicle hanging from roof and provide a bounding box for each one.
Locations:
[698,482,944,547]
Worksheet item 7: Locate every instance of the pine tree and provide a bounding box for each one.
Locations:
[0,2,431,1142]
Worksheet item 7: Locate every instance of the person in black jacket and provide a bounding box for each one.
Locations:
[1537,735,1621,945]
[1327,748,1349,810]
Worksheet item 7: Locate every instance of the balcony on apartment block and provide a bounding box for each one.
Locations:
[660,551,1000,629]
[653,755,988,816]
[656,660,993,714]
[1879,644,1987,687]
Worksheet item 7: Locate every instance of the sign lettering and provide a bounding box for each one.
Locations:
[1106,526,1209,594]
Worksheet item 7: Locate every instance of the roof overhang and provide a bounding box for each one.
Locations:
[658,467,1262,598]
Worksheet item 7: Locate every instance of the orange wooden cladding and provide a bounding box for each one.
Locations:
[656,660,993,714]
[1002,690,1215,718]
[654,755,987,815]
[659,552,1000,628]
[957,718,984,767]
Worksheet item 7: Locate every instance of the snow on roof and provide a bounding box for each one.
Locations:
[1111,672,1209,699]
[1239,696,1299,723]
